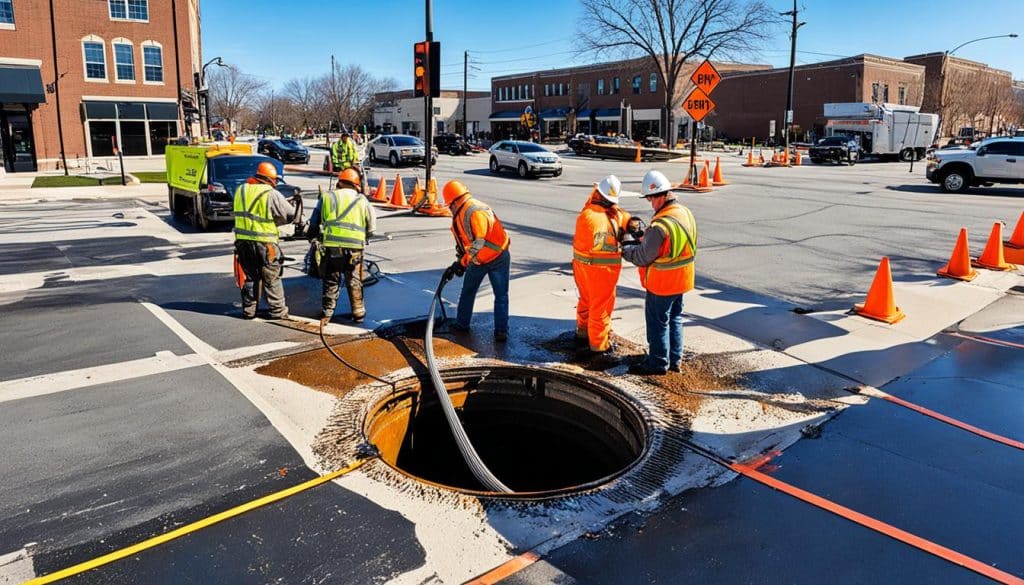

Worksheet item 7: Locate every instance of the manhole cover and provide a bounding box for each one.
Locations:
[364,365,648,496]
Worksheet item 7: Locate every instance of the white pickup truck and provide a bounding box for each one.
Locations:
[926,137,1024,193]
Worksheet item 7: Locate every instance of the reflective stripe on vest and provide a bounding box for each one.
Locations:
[651,209,696,270]
[573,251,622,265]
[233,183,279,243]
[321,189,368,248]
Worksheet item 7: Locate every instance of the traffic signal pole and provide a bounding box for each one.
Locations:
[424,0,433,189]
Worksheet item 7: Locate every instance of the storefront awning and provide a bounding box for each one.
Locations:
[0,66,45,104]
[489,110,521,121]
[578,108,621,121]
[539,107,571,120]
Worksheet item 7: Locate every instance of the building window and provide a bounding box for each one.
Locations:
[559,82,565,96]
[544,84,550,97]
[650,73,657,93]
[109,0,148,21]
[898,85,906,105]
[597,79,605,95]
[871,82,880,103]
[113,40,135,82]
[882,84,889,103]
[632,76,642,94]
[613,77,620,94]
[0,0,14,25]
[83,39,106,81]
[142,42,163,82]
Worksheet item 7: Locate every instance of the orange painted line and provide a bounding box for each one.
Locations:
[947,331,1024,350]
[878,392,1024,451]
[730,461,1024,585]
[464,551,541,585]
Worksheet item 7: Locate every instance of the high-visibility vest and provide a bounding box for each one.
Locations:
[451,196,509,266]
[572,197,631,267]
[332,140,358,168]
[638,202,697,295]
[233,183,279,243]
[320,188,369,249]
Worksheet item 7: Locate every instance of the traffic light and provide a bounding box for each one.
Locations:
[413,41,441,98]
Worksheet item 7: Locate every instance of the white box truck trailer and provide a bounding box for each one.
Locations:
[823,103,938,161]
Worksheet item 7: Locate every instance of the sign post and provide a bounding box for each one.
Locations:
[683,60,721,185]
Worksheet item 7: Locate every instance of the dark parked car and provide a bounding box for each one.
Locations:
[434,133,470,155]
[258,138,310,164]
[809,135,860,165]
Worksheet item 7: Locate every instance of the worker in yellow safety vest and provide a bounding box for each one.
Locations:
[232,161,297,320]
[572,174,631,354]
[622,170,698,375]
[330,132,359,172]
[307,168,377,323]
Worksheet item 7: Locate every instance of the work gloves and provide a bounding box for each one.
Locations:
[621,217,645,247]
[442,261,465,283]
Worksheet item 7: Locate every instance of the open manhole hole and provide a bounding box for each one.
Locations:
[364,365,648,496]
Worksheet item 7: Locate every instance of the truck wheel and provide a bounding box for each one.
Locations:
[190,198,209,231]
[940,169,971,193]
[168,189,183,219]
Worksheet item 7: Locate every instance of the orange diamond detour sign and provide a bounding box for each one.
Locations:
[684,60,721,123]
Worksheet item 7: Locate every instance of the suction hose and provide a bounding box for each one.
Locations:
[424,273,513,493]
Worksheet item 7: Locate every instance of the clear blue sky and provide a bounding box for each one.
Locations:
[201,0,1023,92]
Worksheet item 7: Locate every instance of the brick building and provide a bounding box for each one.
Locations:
[711,54,926,142]
[372,89,491,137]
[488,57,767,141]
[904,53,1015,138]
[0,0,201,173]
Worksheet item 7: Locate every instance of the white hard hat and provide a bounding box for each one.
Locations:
[641,170,673,198]
[595,174,621,204]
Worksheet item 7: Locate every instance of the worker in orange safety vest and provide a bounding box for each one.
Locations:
[572,174,632,353]
[441,180,511,342]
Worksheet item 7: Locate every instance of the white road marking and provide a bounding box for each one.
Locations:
[212,341,302,363]
[0,545,36,583]
[0,351,206,404]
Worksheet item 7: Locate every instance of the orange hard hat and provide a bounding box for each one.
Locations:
[442,180,469,206]
[337,168,361,188]
[256,161,279,183]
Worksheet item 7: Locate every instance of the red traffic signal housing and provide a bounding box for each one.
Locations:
[413,41,440,98]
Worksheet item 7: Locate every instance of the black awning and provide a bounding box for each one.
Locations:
[0,66,45,104]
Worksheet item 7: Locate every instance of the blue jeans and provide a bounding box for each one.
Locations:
[457,249,510,334]
[643,292,684,372]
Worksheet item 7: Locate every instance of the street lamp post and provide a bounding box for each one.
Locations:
[937,33,1017,139]
[201,57,226,138]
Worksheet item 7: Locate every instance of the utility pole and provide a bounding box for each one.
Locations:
[48,0,68,175]
[781,0,804,156]
[424,0,434,188]
[462,50,468,138]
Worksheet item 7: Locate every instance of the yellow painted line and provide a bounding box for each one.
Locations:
[25,459,369,584]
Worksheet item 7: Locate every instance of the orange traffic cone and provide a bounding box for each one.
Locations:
[681,169,692,186]
[743,151,755,167]
[699,160,712,188]
[758,149,765,165]
[854,257,906,324]
[408,178,426,208]
[712,156,729,185]
[936,228,978,281]
[634,142,642,163]
[972,222,1016,271]
[427,178,439,202]
[385,174,410,209]
[794,149,802,166]
[371,176,388,203]
[1006,212,1024,249]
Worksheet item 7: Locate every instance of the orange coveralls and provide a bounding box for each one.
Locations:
[572,193,631,352]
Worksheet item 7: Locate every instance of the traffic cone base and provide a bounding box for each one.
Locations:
[712,156,729,185]
[1006,212,1024,249]
[972,222,1016,271]
[854,257,906,324]
[936,228,978,282]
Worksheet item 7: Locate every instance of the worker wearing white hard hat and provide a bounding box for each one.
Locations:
[622,170,698,375]
[571,174,632,354]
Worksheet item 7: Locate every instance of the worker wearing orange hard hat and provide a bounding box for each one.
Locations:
[232,160,297,320]
[572,174,632,354]
[307,168,377,324]
[440,180,511,342]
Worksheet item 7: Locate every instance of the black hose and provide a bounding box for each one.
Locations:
[424,273,512,493]
[319,318,396,391]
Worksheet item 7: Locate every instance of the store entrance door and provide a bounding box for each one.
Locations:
[1,110,37,172]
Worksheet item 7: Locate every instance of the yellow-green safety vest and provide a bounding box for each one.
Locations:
[332,140,358,168]
[233,183,279,243]
[321,189,368,249]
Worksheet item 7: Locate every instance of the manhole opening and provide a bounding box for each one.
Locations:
[364,366,648,496]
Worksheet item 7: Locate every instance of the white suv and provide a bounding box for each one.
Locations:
[927,137,1024,193]
[367,134,437,167]
[489,140,563,178]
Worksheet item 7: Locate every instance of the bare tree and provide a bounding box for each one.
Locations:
[283,76,324,135]
[577,0,775,145]
[208,64,267,133]
[319,64,398,132]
